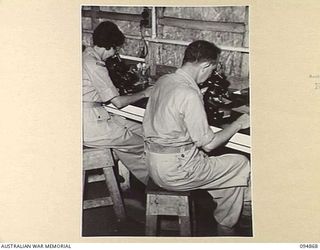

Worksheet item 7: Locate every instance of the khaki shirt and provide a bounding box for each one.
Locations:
[143,69,215,148]
[82,47,119,142]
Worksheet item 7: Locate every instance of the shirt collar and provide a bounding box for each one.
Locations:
[175,68,201,94]
[85,47,105,64]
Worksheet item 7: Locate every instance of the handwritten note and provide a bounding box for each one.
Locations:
[309,74,320,90]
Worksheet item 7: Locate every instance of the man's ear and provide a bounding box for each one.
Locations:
[200,61,211,70]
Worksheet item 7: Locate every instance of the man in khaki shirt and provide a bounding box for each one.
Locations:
[143,40,251,234]
[83,21,152,185]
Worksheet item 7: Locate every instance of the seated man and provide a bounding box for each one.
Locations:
[142,40,251,234]
[82,21,153,185]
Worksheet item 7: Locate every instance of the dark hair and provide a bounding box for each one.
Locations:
[182,40,221,65]
[92,21,125,50]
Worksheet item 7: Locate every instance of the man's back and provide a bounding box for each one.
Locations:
[143,69,214,148]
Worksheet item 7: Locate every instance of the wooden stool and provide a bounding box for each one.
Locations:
[145,178,194,236]
[83,147,126,221]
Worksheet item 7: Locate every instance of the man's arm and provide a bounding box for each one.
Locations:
[202,114,250,152]
[86,60,153,108]
[110,86,153,109]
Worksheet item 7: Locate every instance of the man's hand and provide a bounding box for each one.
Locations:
[202,113,250,152]
[235,113,250,130]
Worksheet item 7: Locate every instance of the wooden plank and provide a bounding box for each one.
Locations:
[158,17,245,34]
[147,194,189,216]
[87,174,105,183]
[82,9,141,23]
[104,104,251,153]
[83,148,114,170]
[105,104,144,122]
[125,35,249,53]
[83,197,113,209]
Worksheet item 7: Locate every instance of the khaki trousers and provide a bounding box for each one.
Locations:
[84,115,149,185]
[146,146,251,227]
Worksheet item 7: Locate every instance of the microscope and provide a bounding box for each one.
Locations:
[105,52,150,95]
[200,70,232,123]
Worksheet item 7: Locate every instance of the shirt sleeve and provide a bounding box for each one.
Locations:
[85,60,119,102]
[179,90,215,147]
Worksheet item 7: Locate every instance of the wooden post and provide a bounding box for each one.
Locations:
[241,6,249,78]
[147,42,158,77]
[151,7,157,39]
[91,6,100,30]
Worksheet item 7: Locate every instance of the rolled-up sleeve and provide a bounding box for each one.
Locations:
[85,60,119,102]
[179,91,215,147]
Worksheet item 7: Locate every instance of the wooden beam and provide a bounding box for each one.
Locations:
[83,32,249,53]
[82,9,249,53]
[158,17,245,34]
[82,9,141,23]
[125,35,249,53]
[82,9,245,33]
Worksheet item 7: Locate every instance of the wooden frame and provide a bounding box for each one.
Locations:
[82,6,250,77]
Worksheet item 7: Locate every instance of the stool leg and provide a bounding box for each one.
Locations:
[179,216,191,236]
[146,215,158,236]
[82,170,86,200]
[191,199,197,236]
[103,167,126,221]
[82,170,86,197]
[145,195,158,236]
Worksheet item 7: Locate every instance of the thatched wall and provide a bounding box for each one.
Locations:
[82,6,249,80]
[157,7,248,77]
[163,7,247,22]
